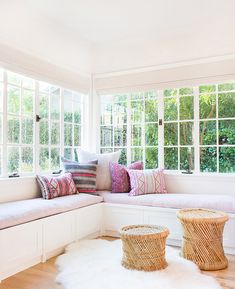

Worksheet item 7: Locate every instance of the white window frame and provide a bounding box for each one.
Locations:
[98,81,235,175]
[0,68,84,178]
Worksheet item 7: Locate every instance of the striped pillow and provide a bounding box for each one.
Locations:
[128,168,167,196]
[61,157,97,194]
[36,172,77,199]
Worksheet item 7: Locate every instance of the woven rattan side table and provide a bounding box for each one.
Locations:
[119,224,169,271]
[177,208,229,271]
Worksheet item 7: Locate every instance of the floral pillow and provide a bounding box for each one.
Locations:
[128,168,167,196]
[109,161,143,193]
[36,172,77,200]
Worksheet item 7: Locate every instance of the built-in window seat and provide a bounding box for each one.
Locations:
[0,188,235,282]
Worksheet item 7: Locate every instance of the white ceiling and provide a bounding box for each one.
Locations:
[0,0,235,74]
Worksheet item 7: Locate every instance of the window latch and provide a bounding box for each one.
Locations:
[36,115,41,122]
[159,119,163,126]
[9,173,20,178]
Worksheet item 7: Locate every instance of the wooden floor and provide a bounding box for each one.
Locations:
[0,238,234,289]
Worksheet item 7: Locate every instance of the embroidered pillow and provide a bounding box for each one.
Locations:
[77,149,121,190]
[109,161,143,193]
[128,168,167,196]
[36,172,77,200]
[61,157,97,194]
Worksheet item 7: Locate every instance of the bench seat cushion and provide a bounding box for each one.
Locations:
[0,194,103,230]
[98,191,235,213]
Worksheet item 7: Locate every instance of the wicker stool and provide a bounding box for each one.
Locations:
[119,224,169,271]
[177,208,229,271]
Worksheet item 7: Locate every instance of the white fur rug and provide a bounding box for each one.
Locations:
[56,239,222,289]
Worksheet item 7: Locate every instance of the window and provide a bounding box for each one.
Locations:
[64,90,82,161]
[0,67,84,177]
[100,91,158,168]
[99,81,235,173]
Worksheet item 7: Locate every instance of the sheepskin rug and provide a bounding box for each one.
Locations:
[56,239,222,289]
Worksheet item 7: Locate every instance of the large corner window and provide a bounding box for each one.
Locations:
[99,81,235,174]
[0,67,84,177]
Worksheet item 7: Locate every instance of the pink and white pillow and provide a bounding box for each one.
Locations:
[128,168,167,196]
[109,161,143,193]
[36,172,77,199]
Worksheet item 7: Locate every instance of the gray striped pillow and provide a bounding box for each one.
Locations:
[61,157,97,194]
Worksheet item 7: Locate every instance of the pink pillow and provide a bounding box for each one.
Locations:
[109,161,143,193]
[36,172,78,199]
[128,168,167,196]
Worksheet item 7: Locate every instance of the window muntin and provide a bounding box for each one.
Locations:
[100,82,235,174]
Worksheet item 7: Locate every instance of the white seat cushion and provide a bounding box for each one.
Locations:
[0,194,103,230]
[98,191,235,213]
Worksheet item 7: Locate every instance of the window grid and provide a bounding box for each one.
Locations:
[99,81,235,174]
[0,68,84,177]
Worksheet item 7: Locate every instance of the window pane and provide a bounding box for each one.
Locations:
[64,123,73,146]
[100,126,113,147]
[199,94,216,119]
[22,77,34,89]
[218,92,235,118]
[115,148,127,165]
[51,93,60,120]
[218,83,235,91]
[8,72,21,86]
[164,98,178,121]
[39,94,49,119]
[114,94,127,102]
[21,147,33,172]
[0,83,3,112]
[51,148,60,170]
[145,99,158,122]
[219,120,235,145]
[219,147,235,173]
[131,92,143,100]
[180,122,193,145]
[51,122,60,145]
[199,85,216,93]
[64,148,72,160]
[131,125,142,146]
[199,121,216,145]
[131,101,143,123]
[145,147,158,169]
[74,125,81,146]
[164,89,177,97]
[114,125,127,147]
[22,118,33,144]
[8,117,20,143]
[74,100,81,123]
[101,103,112,125]
[40,121,49,144]
[180,147,194,171]
[180,96,194,120]
[164,147,178,169]
[39,148,49,171]
[22,89,34,116]
[164,123,178,145]
[145,123,158,146]
[113,102,127,125]
[64,92,73,122]
[100,148,113,153]
[8,147,20,173]
[179,87,193,95]
[8,86,20,114]
[200,147,217,172]
[131,148,143,162]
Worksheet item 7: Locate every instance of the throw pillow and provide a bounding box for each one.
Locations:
[77,149,121,191]
[128,168,167,196]
[61,157,97,194]
[36,172,77,200]
[109,161,143,193]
